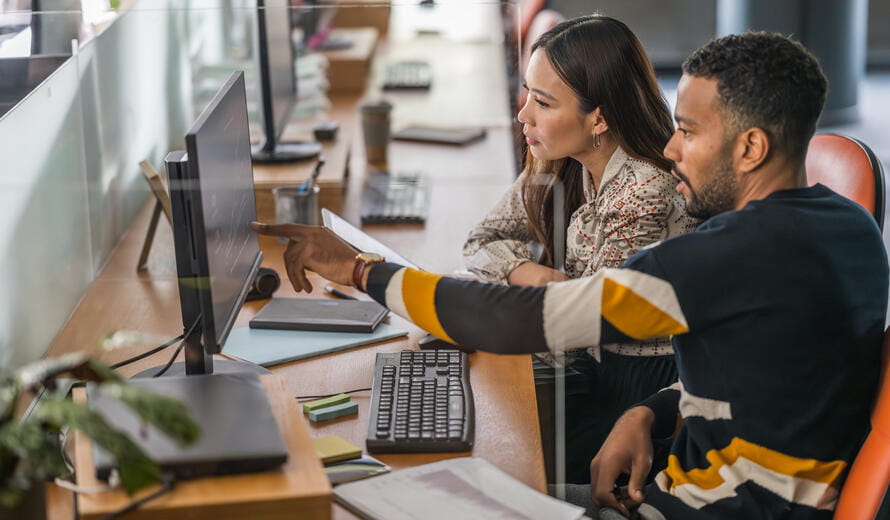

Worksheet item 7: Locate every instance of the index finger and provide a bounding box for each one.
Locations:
[250,221,306,239]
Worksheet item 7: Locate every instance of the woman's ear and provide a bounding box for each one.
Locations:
[587,107,609,137]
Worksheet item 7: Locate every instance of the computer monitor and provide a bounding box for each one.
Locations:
[87,71,287,483]
[252,0,322,163]
[166,70,263,375]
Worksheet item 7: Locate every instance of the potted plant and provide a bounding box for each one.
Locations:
[0,353,200,520]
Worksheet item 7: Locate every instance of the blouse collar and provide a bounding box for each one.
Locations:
[581,146,630,202]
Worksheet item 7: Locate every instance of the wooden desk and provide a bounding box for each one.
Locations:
[46,14,543,519]
[45,193,544,519]
[252,92,360,223]
[72,375,331,520]
[366,37,514,130]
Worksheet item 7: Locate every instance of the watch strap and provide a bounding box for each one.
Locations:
[352,255,383,292]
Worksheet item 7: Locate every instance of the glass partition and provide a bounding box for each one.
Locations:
[0,0,521,368]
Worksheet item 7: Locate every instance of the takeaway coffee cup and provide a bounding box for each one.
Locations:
[360,100,393,169]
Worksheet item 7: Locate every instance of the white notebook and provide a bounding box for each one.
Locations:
[333,457,588,520]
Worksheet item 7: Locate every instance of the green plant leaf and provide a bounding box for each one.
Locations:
[99,383,201,447]
[14,353,125,396]
[0,376,19,426]
[0,472,28,510]
[0,421,68,480]
[33,398,161,495]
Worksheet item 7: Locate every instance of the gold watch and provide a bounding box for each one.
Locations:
[352,252,385,291]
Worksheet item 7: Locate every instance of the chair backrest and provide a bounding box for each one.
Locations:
[833,329,890,519]
[806,133,885,230]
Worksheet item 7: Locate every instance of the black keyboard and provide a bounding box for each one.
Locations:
[361,172,429,224]
[382,60,433,90]
[366,349,475,453]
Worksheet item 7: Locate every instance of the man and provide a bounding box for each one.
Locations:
[253,32,888,519]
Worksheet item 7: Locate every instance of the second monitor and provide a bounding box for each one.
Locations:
[252,0,322,163]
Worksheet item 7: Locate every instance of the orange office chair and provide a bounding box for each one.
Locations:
[833,329,890,520]
[805,133,886,230]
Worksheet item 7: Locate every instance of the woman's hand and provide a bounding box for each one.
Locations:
[507,262,570,286]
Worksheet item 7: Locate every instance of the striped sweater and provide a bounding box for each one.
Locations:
[366,185,888,519]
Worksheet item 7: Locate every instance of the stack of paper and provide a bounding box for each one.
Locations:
[333,457,588,520]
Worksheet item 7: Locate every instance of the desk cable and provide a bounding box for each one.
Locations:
[100,472,176,519]
[108,334,184,370]
[107,316,200,374]
[151,317,201,378]
[295,387,371,401]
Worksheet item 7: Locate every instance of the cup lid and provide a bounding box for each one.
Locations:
[359,99,393,112]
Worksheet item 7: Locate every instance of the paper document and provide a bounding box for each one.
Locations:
[333,457,588,520]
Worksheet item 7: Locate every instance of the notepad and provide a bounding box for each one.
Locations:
[223,324,408,367]
[249,297,389,333]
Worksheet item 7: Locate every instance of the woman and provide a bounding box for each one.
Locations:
[463,15,698,484]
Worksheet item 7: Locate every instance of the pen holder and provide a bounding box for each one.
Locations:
[273,185,320,243]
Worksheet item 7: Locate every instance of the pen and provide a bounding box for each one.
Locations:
[324,285,357,300]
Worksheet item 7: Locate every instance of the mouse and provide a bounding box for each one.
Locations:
[417,333,475,353]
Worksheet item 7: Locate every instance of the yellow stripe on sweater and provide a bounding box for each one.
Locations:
[400,269,454,343]
[601,278,689,339]
[664,437,847,491]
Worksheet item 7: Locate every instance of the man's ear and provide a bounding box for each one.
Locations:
[587,107,610,137]
[735,127,770,174]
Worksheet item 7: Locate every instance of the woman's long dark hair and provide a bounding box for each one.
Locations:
[521,15,674,267]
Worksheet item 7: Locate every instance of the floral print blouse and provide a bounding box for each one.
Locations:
[463,146,699,362]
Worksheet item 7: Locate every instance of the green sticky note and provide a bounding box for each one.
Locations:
[309,401,359,422]
[303,393,350,414]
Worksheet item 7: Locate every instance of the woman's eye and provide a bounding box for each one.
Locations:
[535,98,549,108]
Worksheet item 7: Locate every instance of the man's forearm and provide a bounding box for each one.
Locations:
[365,262,690,356]
[366,263,550,354]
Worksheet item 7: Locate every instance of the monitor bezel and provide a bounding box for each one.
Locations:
[175,71,263,357]
[255,0,297,151]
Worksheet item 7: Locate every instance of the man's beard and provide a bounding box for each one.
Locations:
[674,154,738,220]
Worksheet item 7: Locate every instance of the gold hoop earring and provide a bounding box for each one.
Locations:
[593,133,601,149]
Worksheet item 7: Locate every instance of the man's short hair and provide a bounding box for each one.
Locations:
[682,31,828,161]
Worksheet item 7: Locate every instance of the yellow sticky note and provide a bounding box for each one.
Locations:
[312,435,362,465]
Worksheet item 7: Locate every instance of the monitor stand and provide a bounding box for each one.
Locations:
[252,140,322,163]
[130,330,271,378]
[100,337,287,481]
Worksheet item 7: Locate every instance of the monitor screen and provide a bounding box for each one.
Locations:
[168,71,262,357]
[256,0,296,145]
